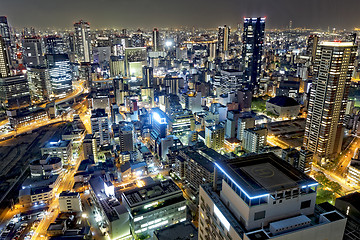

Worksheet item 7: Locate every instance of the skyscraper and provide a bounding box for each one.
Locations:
[44,35,65,54]
[304,41,357,163]
[27,66,49,102]
[23,37,45,66]
[91,108,110,146]
[46,54,73,99]
[131,29,145,47]
[152,28,160,51]
[0,75,31,109]
[142,66,153,88]
[0,37,10,78]
[217,25,230,54]
[74,20,92,63]
[242,17,265,92]
[119,125,134,152]
[0,16,11,48]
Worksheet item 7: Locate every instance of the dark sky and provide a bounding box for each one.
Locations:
[1,0,359,30]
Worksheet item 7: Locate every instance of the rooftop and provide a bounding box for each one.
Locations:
[122,179,181,207]
[267,96,299,107]
[215,153,317,197]
[154,221,198,240]
[336,192,360,211]
[321,41,356,47]
[42,139,71,149]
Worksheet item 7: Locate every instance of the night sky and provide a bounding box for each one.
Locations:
[1,0,359,30]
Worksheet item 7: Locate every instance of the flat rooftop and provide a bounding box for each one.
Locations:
[154,221,198,240]
[216,153,317,197]
[122,180,181,207]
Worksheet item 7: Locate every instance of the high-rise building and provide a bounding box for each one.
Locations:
[142,66,153,88]
[91,108,110,146]
[199,153,347,240]
[299,148,313,175]
[131,29,145,47]
[237,115,255,141]
[26,66,49,102]
[304,41,357,163]
[74,20,92,62]
[242,126,267,153]
[44,35,65,54]
[152,28,160,51]
[23,37,45,66]
[306,35,319,61]
[0,75,31,109]
[119,125,134,152]
[0,16,11,47]
[110,56,124,77]
[242,17,265,91]
[217,25,230,54]
[205,124,225,151]
[0,37,10,78]
[45,54,73,99]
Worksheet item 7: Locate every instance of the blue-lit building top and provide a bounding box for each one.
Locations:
[151,108,169,139]
[215,153,318,205]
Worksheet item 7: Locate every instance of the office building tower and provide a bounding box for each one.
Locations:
[0,75,31,109]
[237,115,255,141]
[131,29,145,47]
[242,17,265,91]
[242,126,267,153]
[143,66,153,88]
[0,37,10,78]
[209,42,216,61]
[0,16,11,48]
[151,108,168,139]
[152,28,160,51]
[304,41,357,163]
[74,20,92,62]
[119,125,134,152]
[44,35,65,54]
[205,124,225,151]
[122,180,187,236]
[170,110,195,136]
[307,35,319,61]
[91,108,110,146]
[163,76,183,95]
[46,54,73,99]
[23,37,45,66]
[27,66,49,102]
[199,153,347,240]
[217,25,230,54]
[110,56,124,77]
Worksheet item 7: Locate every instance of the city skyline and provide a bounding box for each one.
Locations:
[0,0,360,30]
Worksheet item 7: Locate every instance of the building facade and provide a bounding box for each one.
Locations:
[304,41,357,163]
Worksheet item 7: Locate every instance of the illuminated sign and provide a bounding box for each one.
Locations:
[214,205,230,231]
[144,201,159,209]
